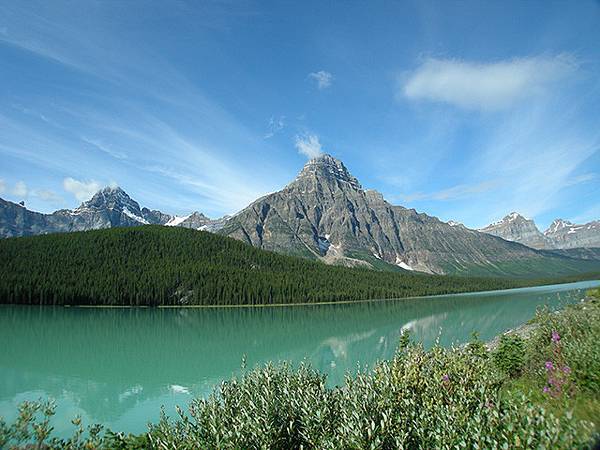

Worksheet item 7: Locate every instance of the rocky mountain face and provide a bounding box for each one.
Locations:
[165,212,230,232]
[543,219,600,249]
[479,213,550,249]
[3,157,597,276]
[480,214,599,250]
[219,154,553,275]
[0,187,224,238]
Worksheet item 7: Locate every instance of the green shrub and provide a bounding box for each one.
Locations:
[145,343,590,449]
[526,301,600,393]
[493,334,525,377]
[587,288,600,300]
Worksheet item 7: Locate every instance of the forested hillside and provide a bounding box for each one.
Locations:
[0,226,597,306]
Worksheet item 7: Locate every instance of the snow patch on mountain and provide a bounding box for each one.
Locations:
[123,208,149,224]
[166,215,191,227]
[396,256,414,271]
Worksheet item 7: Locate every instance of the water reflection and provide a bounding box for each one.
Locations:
[0,280,598,435]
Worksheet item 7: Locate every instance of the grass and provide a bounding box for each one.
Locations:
[1,289,599,449]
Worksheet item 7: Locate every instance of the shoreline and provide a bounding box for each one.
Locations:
[1,279,598,310]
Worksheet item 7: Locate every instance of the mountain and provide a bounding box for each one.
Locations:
[166,211,229,232]
[543,219,600,249]
[3,157,598,278]
[220,154,598,277]
[1,225,593,306]
[0,186,223,238]
[479,213,550,249]
[480,214,600,250]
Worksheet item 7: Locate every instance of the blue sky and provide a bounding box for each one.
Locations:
[0,0,599,230]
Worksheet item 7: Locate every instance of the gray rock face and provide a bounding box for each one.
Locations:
[479,213,551,249]
[544,219,600,249]
[220,154,544,274]
[0,198,69,238]
[0,187,221,238]
[165,212,227,232]
[480,214,599,250]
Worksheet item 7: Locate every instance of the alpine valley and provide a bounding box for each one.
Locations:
[1,155,599,278]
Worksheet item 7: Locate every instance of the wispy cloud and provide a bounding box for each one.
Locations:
[12,181,28,197]
[474,101,599,221]
[33,189,62,203]
[564,172,596,187]
[568,203,600,225]
[401,55,577,111]
[0,178,5,195]
[401,180,499,202]
[0,2,285,217]
[81,137,128,160]
[63,177,102,202]
[295,133,323,159]
[263,116,285,139]
[309,70,333,90]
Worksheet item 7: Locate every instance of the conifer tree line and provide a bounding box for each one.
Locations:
[0,226,593,306]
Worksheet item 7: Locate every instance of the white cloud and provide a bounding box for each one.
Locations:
[309,71,333,90]
[33,189,62,202]
[63,177,102,202]
[0,178,5,194]
[295,134,323,159]
[263,116,285,139]
[401,55,576,111]
[12,181,28,197]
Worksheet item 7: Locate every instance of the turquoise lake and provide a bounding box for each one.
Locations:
[1,280,599,436]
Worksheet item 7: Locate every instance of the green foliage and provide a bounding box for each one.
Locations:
[493,334,526,377]
[501,296,600,433]
[0,225,568,307]
[587,288,600,300]
[525,299,600,393]
[466,331,489,360]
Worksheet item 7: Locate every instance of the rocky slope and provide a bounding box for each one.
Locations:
[3,157,598,277]
[543,219,600,249]
[0,187,224,238]
[480,214,599,250]
[219,154,582,275]
[479,213,550,249]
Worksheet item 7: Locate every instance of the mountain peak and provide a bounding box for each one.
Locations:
[545,218,573,235]
[484,212,528,228]
[100,185,125,194]
[503,212,528,222]
[293,154,362,190]
[79,185,139,212]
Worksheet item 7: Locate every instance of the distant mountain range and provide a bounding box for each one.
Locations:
[0,187,225,238]
[1,154,599,277]
[479,212,600,250]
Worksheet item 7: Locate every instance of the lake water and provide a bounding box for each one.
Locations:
[1,280,598,436]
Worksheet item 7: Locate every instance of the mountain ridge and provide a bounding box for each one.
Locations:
[219,154,599,276]
[480,212,599,250]
[2,155,598,277]
[0,186,224,238]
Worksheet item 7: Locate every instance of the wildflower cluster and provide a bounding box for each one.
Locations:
[543,330,572,398]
